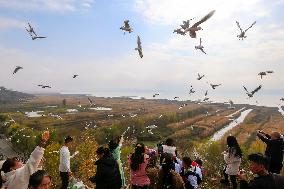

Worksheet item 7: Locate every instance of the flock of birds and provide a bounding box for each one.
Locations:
[8,9,284,111]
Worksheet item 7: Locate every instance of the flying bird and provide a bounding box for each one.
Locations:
[280,98,284,101]
[243,85,262,98]
[184,10,216,38]
[153,93,159,98]
[120,20,133,34]
[88,97,95,106]
[38,85,51,88]
[210,83,221,90]
[236,21,256,40]
[73,75,79,78]
[13,66,23,74]
[174,97,179,100]
[189,88,195,95]
[135,35,143,58]
[203,90,209,101]
[258,71,274,79]
[197,73,205,80]
[25,23,37,36]
[180,18,194,30]
[195,38,206,54]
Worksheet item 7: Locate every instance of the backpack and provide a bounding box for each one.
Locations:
[181,166,202,189]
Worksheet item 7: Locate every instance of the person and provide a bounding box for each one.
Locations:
[179,157,202,189]
[145,155,160,189]
[129,143,150,189]
[0,131,50,189]
[239,153,284,189]
[59,136,74,189]
[28,170,52,189]
[157,153,185,189]
[256,130,284,173]
[109,136,126,187]
[89,147,121,189]
[220,136,242,189]
[161,138,177,157]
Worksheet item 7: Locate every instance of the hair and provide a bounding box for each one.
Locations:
[271,132,281,139]
[165,138,174,146]
[182,156,192,167]
[248,153,270,170]
[160,153,175,188]
[108,137,119,152]
[0,157,18,187]
[227,136,242,158]
[64,136,73,144]
[195,158,203,166]
[96,147,112,158]
[29,170,51,189]
[130,143,145,171]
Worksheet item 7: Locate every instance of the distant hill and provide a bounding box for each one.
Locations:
[0,87,34,104]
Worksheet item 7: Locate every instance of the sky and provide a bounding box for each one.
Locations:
[0,0,284,107]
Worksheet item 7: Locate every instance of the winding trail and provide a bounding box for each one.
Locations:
[210,108,253,141]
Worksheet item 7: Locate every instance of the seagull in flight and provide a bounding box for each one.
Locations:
[210,83,221,90]
[25,23,37,36]
[189,88,195,95]
[38,85,51,88]
[153,93,159,98]
[180,18,194,30]
[26,23,46,40]
[135,35,143,58]
[203,90,209,101]
[120,20,133,34]
[13,66,23,74]
[280,98,284,102]
[195,38,206,54]
[236,21,256,40]
[174,97,179,100]
[73,74,79,78]
[243,85,262,98]
[88,97,95,106]
[184,10,215,38]
[197,73,205,80]
[258,71,274,79]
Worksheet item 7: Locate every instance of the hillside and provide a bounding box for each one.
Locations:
[0,87,34,105]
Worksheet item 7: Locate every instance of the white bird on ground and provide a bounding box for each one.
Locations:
[135,36,143,58]
[184,10,215,38]
[195,38,206,54]
[236,21,256,40]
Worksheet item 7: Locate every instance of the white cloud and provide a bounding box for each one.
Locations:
[0,17,26,30]
[0,0,95,12]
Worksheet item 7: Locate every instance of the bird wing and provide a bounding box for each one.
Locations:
[192,10,215,27]
[199,38,202,46]
[243,86,249,93]
[35,36,46,39]
[138,49,143,58]
[137,36,142,48]
[88,97,93,104]
[205,90,208,96]
[124,20,130,28]
[236,21,243,33]
[28,23,32,31]
[200,48,206,54]
[251,85,262,95]
[245,21,256,32]
[180,20,190,29]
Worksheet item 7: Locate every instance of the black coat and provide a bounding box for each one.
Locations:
[89,156,122,189]
[257,134,284,164]
[240,173,284,189]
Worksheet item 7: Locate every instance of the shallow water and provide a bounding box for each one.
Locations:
[89,107,112,111]
[210,108,253,141]
[25,111,44,118]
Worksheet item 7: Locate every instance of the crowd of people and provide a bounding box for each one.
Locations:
[0,130,284,189]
